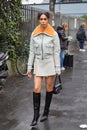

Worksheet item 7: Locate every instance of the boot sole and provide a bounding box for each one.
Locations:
[30,114,40,126]
[40,116,48,122]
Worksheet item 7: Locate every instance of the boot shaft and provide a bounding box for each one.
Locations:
[40,91,53,122]
[44,91,53,115]
[33,92,41,110]
[30,92,41,126]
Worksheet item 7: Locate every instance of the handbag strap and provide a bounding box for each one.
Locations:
[54,75,61,84]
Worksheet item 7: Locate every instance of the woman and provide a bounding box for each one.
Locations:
[27,12,61,127]
[76,22,86,52]
[57,23,69,70]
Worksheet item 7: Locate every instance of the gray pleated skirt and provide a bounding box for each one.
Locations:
[33,57,56,76]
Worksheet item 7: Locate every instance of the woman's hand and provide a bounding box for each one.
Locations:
[27,71,32,78]
[56,72,61,76]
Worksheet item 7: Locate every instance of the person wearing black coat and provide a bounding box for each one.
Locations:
[57,23,69,71]
[77,22,86,52]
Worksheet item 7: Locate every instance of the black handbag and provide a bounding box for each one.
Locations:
[53,75,62,94]
[63,53,73,68]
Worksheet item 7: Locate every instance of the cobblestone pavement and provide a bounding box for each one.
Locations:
[0,42,87,130]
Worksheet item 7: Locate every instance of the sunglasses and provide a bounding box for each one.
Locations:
[40,18,47,21]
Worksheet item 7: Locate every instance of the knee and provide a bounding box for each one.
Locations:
[34,87,41,93]
[46,84,53,92]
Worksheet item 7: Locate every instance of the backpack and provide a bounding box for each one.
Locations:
[76,29,83,40]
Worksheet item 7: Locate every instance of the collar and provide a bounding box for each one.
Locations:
[32,24,55,36]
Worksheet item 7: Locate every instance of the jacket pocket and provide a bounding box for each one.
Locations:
[33,43,40,55]
[45,43,54,54]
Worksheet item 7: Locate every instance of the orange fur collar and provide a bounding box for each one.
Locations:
[32,24,55,36]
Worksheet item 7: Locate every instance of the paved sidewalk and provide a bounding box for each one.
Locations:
[0,42,87,130]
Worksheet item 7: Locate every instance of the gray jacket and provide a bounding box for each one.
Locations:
[27,24,61,73]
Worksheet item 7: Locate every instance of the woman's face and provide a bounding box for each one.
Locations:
[39,14,49,28]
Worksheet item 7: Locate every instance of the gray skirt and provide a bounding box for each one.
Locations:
[33,57,56,76]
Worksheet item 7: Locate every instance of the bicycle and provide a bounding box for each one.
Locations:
[16,42,29,76]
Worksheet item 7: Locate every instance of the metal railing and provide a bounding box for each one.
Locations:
[20,5,87,45]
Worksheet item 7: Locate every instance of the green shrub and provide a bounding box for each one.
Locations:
[0,0,22,63]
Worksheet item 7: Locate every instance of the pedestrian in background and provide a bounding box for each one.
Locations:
[76,22,86,52]
[27,12,61,127]
[57,23,72,71]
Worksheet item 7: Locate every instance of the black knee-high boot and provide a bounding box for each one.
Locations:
[30,92,41,126]
[40,91,53,122]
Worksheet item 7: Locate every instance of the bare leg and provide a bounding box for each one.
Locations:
[45,76,54,92]
[34,75,43,93]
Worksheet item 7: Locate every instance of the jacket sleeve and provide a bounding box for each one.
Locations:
[53,31,61,73]
[27,34,35,71]
[61,30,68,41]
[59,29,68,41]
